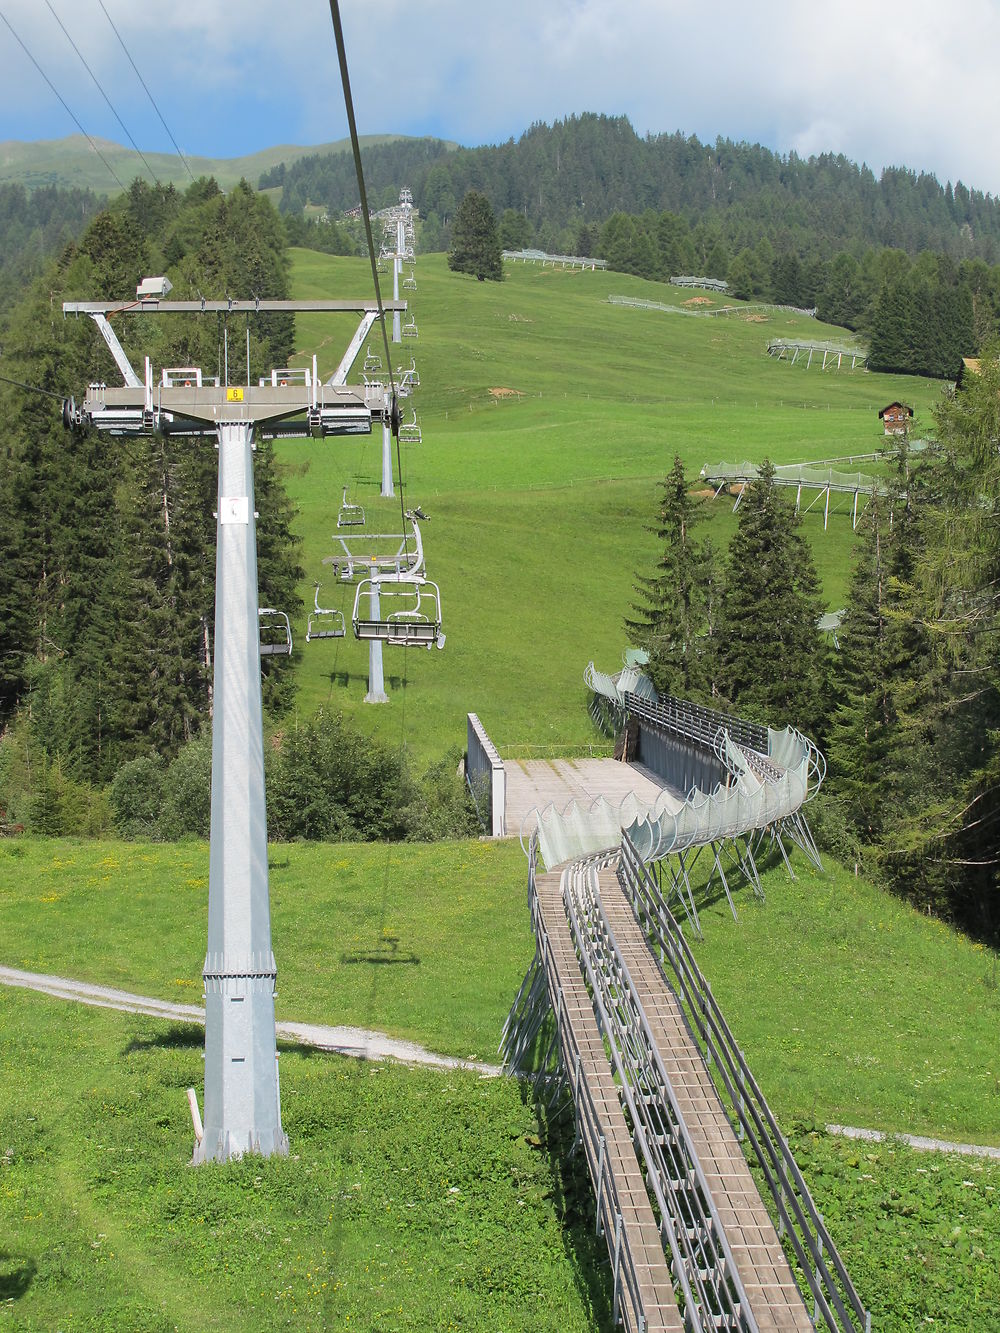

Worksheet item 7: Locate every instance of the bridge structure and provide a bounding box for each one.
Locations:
[503,247,607,271]
[472,656,871,1330]
[699,457,906,531]
[767,339,867,371]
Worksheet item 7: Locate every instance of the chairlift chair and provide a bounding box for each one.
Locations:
[362,345,383,373]
[402,316,418,338]
[403,271,417,290]
[399,411,422,445]
[259,608,293,656]
[306,584,346,641]
[352,576,444,649]
[337,486,366,529]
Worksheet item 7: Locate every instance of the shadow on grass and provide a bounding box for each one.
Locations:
[340,934,420,965]
[125,1024,203,1054]
[0,1253,36,1302]
[323,670,408,690]
[526,1088,616,1332]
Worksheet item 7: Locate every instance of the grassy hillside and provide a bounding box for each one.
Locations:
[281,250,942,763]
[5,250,994,1332]
[0,133,408,193]
[2,835,999,1330]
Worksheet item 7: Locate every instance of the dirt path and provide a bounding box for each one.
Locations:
[0,964,502,1076]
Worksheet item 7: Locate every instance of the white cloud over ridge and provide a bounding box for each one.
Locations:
[0,0,997,194]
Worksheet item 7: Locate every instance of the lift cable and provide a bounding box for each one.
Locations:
[0,371,67,401]
[43,0,161,187]
[0,6,126,193]
[326,0,408,533]
[96,0,195,185]
[327,2,413,959]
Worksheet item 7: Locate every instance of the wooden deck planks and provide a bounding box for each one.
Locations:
[504,758,678,836]
[595,869,814,1333]
[534,871,685,1333]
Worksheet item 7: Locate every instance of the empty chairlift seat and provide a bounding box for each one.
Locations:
[337,486,366,529]
[352,577,444,649]
[306,584,346,641]
[363,345,382,373]
[258,608,293,656]
[402,316,418,338]
[399,411,421,444]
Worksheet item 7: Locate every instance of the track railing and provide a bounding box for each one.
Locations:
[619,833,871,1333]
[623,690,769,758]
[565,860,758,1333]
[524,839,662,1333]
[466,712,506,835]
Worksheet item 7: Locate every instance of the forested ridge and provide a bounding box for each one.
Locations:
[265,113,1000,262]
[268,114,1000,376]
[0,181,106,309]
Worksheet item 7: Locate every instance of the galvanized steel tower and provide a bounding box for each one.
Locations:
[61,292,405,1161]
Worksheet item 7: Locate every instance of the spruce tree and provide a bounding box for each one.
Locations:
[625,457,715,701]
[825,493,910,845]
[447,191,503,281]
[715,459,827,734]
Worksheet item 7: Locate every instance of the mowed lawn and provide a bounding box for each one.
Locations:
[280,250,940,763]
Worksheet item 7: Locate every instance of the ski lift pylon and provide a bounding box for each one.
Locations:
[306,584,346,641]
[258,607,292,656]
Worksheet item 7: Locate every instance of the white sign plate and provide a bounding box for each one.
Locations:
[219,496,249,524]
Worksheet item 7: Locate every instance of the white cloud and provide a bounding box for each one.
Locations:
[0,0,998,194]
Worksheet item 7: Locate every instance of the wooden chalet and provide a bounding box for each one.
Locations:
[878,401,913,435]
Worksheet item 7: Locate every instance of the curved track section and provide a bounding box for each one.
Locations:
[527,665,824,892]
[506,841,871,1332]
[502,664,869,1330]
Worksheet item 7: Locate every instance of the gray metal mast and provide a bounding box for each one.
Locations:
[198,417,284,1161]
[364,580,388,704]
[392,219,403,344]
[61,293,405,1161]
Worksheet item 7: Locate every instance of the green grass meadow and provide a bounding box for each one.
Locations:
[4,256,999,1329]
[282,251,937,762]
[3,837,1000,1329]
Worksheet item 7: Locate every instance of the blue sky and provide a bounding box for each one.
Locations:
[1,0,999,194]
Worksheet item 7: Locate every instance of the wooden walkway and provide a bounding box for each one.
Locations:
[595,867,813,1332]
[504,758,675,836]
[534,870,685,1333]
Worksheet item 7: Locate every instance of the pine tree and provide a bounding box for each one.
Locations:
[625,457,715,701]
[715,460,827,734]
[447,191,503,281]
[826,494,906,844]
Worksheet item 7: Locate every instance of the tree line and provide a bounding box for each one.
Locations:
[0,178,301,830]
[625,376,999,942]
[265,115,1000,266]
[0,181,106,311]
